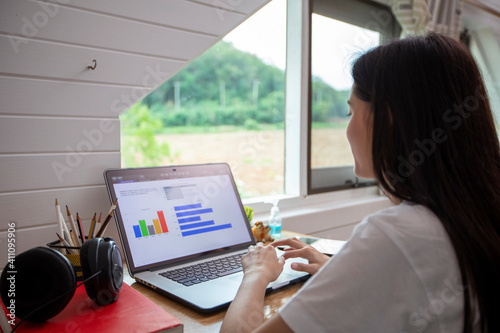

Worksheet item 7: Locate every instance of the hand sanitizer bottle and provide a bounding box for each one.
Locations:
[268,199,282,239]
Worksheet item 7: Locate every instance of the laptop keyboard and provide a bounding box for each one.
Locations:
[159,252,245,287]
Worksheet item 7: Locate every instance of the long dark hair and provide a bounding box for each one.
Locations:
[352,33,500,332]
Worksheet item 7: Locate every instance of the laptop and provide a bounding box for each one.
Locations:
[103,163,310,313]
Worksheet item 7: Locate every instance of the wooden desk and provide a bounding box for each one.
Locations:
[123,231,307,333]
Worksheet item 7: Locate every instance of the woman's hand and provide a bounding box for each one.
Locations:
[242,242,285,284]
[220,244,287,333]
[271,238,330,275]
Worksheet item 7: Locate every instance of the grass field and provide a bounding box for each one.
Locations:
[122,126,353,198]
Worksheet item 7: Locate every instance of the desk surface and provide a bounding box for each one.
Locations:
[123,231,307,333]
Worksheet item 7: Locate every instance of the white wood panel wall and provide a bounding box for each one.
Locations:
[0,0,269,269]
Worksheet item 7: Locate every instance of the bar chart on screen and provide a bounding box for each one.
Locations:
[133,210,169,238]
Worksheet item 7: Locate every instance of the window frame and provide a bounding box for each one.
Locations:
[306,0,400,194]
[247,0,400,213]
[469,30,500,125]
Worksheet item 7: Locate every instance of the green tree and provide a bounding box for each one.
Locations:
[140,40,350,128]
[120,103,170,167]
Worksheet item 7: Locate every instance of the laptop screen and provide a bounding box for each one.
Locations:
[104,164,254,273]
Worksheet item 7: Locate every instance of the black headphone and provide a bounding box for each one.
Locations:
[0,237,123,323]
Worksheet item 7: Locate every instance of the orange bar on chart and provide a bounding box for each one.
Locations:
[153,219,162,234]
[158,211,169,233]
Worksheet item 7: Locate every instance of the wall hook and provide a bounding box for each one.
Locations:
[88,59,97,70]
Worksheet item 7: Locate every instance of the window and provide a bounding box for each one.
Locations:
[308,0,400,193]
[120,0,400,205]
[121,0,287,199]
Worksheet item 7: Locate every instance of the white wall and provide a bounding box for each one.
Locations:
[0,0,269,268]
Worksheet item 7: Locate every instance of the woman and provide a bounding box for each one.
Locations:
[220,33,500,332]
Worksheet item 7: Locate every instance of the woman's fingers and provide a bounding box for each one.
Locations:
[277,245,331,275]
[290,261,319,275]
[280,246,320,261]
[271,237,307,250]
[258,238,331,276]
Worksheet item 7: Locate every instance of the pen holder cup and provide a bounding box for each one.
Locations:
[47,240,83,281]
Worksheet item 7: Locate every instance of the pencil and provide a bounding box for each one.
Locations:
[88,213,97,239]
[62,230,71,248]
[55,199,64,238]
[66,205,82,247]
[95,210,114,238]
[107,199,118,215]
[55,231,66,254]
[69,229,79,249]
[59,211,73,246]
[57,232,77,254]
[96,212,102,231]
[76,213,86,244]
[95,199,118,238]
[62,231,78,254]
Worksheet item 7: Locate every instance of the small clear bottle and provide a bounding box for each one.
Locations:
[268,199,282,239]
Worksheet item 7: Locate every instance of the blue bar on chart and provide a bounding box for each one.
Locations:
[179,220,215,231]
[178,216,201,224]
[133,225,142,238]
[176,208,213,218]
[181,223,232,237]
[174,203,202,211]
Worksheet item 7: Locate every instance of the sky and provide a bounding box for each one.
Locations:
[223,0,379,91]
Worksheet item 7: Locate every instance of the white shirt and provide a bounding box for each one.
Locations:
[280,202,464,332]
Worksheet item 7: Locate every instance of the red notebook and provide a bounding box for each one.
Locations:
[1,283,183,333]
